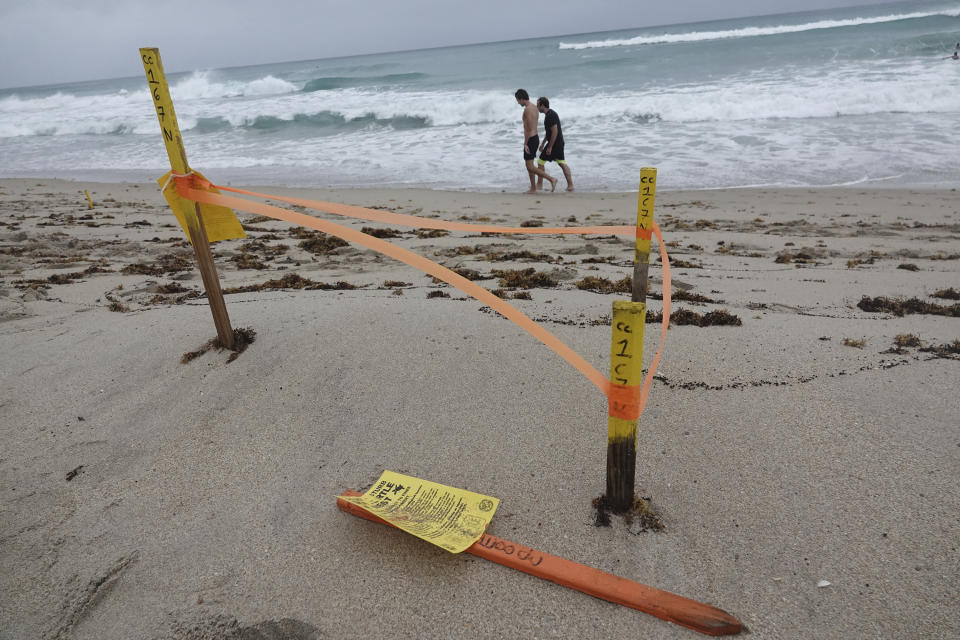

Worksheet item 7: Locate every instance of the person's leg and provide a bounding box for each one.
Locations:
[525,159,556,192]
[536,158,549,190]
[559,161,574,191]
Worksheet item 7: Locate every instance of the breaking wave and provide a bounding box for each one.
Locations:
[559,7,960,49]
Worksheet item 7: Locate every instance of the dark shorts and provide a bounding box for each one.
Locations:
[524,135,539,161]
[538,143,565,164]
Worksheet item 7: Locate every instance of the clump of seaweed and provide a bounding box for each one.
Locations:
[932,288,960,300]
[574,276,631,294]
[156,282,192,294]
[842,338,867,349]
[883,333,922,355]
[857,296,960,317]
[668,259,703,269]
[361,226,405,239]
[231,253,267,270]
[452,268,486,281]
[223,273,358,294]
[415,229,449,239]
[427,290,450,299]
[581,256,617,264]
[443,245,483,256]
[238,240,288,256]
[776,249,820,265]
[122,253,192,276]
[39,264,114,283]
[671,290,719,304]
[894,333,922,348]
[484,250,557,263]
[897,263,919,272]
[646,308,742,327]
[291,229,348,254]
[181,327,257,364]
[11,280,50,292]
[715,243,764,257]
[512,291,532,300]
[677,309,742,327]
[45,272,81,285]
[519,219,544,227]
[919,340,960,360]
[492,268,557,289]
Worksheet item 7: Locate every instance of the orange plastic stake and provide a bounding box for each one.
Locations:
[337,491,742,636]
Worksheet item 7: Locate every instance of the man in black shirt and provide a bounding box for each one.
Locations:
[535,97,574,192]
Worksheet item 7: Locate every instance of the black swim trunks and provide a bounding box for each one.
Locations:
[538,142,565,164]
[524,135,539,161]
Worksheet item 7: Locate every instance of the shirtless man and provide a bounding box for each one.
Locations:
[515,89,556,193]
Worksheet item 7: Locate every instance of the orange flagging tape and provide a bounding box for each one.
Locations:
[608,383,642,420]
[337,491,742,636]
[176,177,670,414]
[194,177,652,239]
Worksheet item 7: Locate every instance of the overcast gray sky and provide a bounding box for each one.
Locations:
[0,0,907,89]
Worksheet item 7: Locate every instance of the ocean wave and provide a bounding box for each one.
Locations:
[189,111,430,133]
[170,71,298,99]
[2,59,957,140]
[302,73,428,91]
[559,8,960,49]
[571,66,960,123]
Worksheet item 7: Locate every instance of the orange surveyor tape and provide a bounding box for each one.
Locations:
[337,491,742,636]
[175,177,671,415]
[608,382,642,420]
[193,177,652,239]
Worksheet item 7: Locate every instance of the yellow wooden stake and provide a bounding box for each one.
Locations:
[84,190,94,209]
[632,167,657,303]
[139,47,234,349]
[605,168,657,512]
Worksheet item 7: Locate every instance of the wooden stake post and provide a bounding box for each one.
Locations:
[606,168,657,512]
[139,47,234,349]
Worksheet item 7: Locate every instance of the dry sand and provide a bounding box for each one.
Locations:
[1,178,958,639]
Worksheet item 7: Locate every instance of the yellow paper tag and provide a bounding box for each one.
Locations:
[340,471,499,553]
[158,170,246,244]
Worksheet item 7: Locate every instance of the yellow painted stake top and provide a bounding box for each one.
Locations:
[635,167,657,265]
[139,48,190,176]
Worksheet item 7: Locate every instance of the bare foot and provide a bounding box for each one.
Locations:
[566,185,575,192]
[549,177,558,192]
[524,188,537,194]
[536,183,544,191]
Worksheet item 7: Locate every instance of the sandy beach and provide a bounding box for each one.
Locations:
[1,178,957,639]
